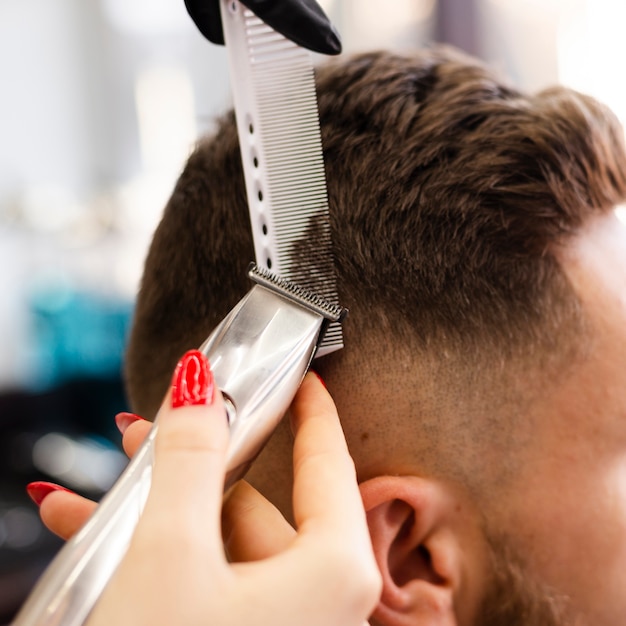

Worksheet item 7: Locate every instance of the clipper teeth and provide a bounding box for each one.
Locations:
[249,264,347,323]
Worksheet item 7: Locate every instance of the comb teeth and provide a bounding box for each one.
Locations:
[221,1,343,356]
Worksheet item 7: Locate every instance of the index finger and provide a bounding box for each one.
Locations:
[290,372,367,540]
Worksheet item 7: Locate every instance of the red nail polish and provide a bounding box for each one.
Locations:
[26,481,72,507]
[171,350,214,408]
[115,412,144,434]
[311,369,327,389]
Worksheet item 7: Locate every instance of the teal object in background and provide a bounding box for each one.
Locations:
[28,281,133,391]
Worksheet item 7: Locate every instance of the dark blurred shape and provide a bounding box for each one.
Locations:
[0,375,129,623]
[184,0,342,54]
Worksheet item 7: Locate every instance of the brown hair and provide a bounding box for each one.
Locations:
[124,47,626,623]
[125,47,626,423]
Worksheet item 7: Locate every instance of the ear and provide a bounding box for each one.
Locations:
[361,475,482,626]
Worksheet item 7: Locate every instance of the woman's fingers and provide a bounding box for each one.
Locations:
[222,480,296,562]
[290,373,366,540]
[134,351,230,561]
[121,418,153,458]
[39,490,97,540]
[289,372,381,618]
[30,412,151,541]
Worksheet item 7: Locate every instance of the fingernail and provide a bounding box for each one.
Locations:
[115,412,144,434]
[311,369,327,389]
[26,481,72,507]
[171,350,214,408]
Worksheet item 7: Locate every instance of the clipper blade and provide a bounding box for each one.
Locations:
[249,263,347,324]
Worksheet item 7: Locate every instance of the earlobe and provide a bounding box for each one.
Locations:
[360,475,466,626]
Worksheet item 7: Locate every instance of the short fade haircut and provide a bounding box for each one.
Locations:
[125,46,626,424]
[124,46,626,623]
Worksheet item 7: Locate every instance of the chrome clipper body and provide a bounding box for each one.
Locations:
[12,265,345,626]
[201,264,346,485]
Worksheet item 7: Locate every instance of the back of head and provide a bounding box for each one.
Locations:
[133,49,624,467]
[126,46,626,463]
[125,46,626,624]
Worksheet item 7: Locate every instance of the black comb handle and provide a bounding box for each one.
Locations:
[184,0,342,55]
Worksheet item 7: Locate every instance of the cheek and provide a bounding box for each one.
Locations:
[511,458,626,624]
[600,460,626,552]
[573,460,626,622]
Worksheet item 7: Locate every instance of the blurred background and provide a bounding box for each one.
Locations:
[1,0,625,621]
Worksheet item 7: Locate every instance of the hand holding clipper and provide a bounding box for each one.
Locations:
[14,1,345,623]
[86,357,379,626]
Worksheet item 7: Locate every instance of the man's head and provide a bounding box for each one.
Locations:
[125,47,626,624]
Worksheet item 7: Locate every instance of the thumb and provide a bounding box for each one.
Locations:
[138,350,230,558]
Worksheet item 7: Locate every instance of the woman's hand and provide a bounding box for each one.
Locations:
[31,351,381,626]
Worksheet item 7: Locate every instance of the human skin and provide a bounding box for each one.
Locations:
[242,210,626,625]
[37,371,381,626]
[487,210,626,624]
[39,211,626,625]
